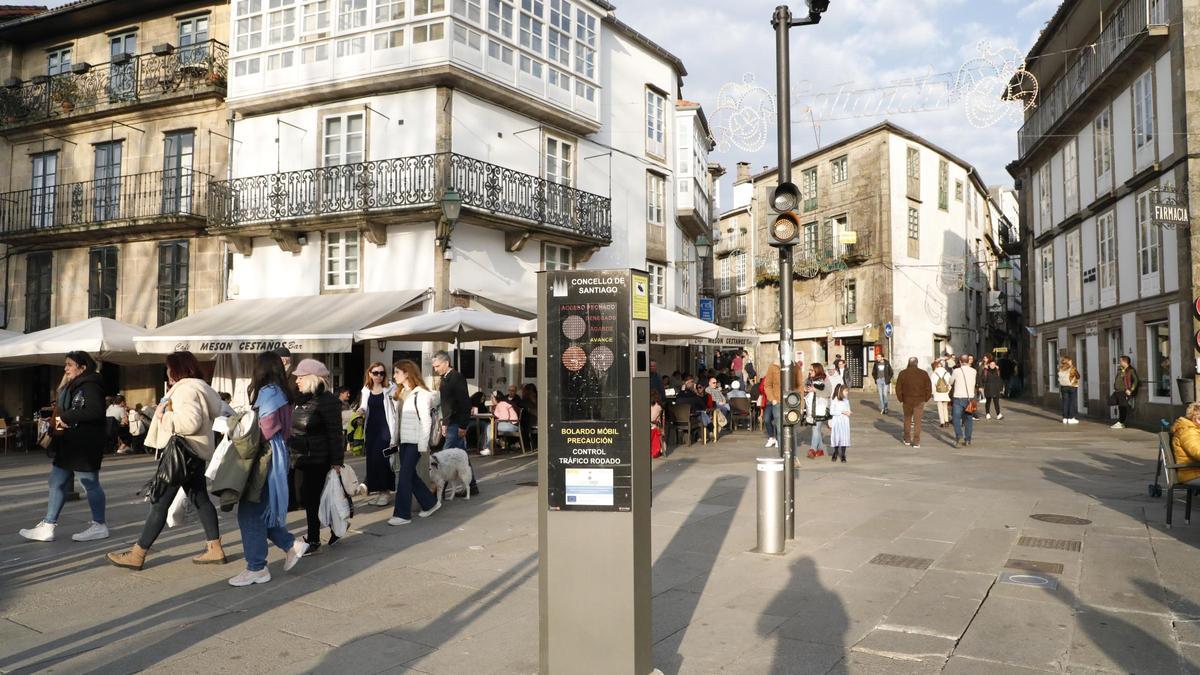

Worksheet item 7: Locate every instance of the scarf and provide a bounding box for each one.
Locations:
[255,384,292,528]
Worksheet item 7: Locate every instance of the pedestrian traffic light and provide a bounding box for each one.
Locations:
[783,390,803,425]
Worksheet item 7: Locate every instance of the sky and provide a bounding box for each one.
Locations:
[26,0,1059,205]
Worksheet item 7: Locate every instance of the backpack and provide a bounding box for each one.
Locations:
[935,372,950,394]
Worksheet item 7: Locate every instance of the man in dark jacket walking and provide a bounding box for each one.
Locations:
[895,357,933,448]
[873,356,895,414]
[432,351,479,495]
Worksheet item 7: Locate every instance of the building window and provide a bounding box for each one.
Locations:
[268,1,297,44]
[1047,338,1059,392]
[545,135,573,187]
[645,88,665,158]
[518,53,541,75]
[157,240,189,326]
[412,21,444,42]
[843,279,857,324]
[487,0,513,37]
[801,221,818,260]
[268,51,295,68]
[937,159,948,210]
[955,179,963,201]
[454,0,481,22]
[829,155,847,184]
[1097,210,1116,299]
[544,242,572,271]
[302,0,330,34]
[906,146,919,198]
[162,131,195,214]
[374,29,404,49]
[324,229,359,289]
[1133,69,1154,150]
[718,296,730,319]
[575,80,594,101]
[487,40,513,63]
[376,0,405,22]
[323,113,365,166]
[548,67,570,91]
[47,47,71,76]
[735,252,747,290]
[301,43,329,61]
[1147,321,1171,399]
[413,0,445,13]
[236,10,264,51]
[234,57,262,76]
[801,167,817,212]
[336,0,367,30]
[25,252,52,332]
[88,247,118,319]
[646,172,664,225]
[573,8,595,79]
[519,1,542,51]
[906,207,919,240]
[647,262,665,306]
[1136,190,1160,286]
[719,256,729,293]
[1040,245,1054,319]
[1038,163,1051,226]
[1093,107,1112,180]
[336,35,367,54]
[1063,138,1078,213]
[454,24,482,49]
[30,152,57,229]
[93,141,122,222]
[736,294,747,318]
[1066,228,1081,312]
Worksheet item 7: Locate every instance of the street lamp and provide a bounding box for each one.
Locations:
[437,187,462,252]
[695,235,712,259]
[771,1,830,545]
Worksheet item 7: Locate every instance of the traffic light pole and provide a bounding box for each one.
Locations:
[773,4,796,541]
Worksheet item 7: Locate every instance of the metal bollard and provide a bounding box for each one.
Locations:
[756,457,786,554]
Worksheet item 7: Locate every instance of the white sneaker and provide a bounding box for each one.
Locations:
[1062,419,1069,424]
[912,444,921,449]
[373,494,391,507]
[71,521,109,542]
[481,449,493,456]
[387,516,411,526]
[1111,422,1125,429]
[229,568,271,587]
[765,438,777,448]
[284,539,309,571]
[986,414,992,420]
[1067,418,1080,425]
[418,502,441,518]
[18,520,56,542]
[997,414,1004,420]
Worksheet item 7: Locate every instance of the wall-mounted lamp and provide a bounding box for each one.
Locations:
[437,187,462,252]
[376,339,387,352]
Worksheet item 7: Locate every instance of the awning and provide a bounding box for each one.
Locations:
[660,326,759,348]
[134,289,430,355]
[356,307,528,343]
[0,317,152,365]
[453,286,536,319]
[759,326,868,343]
[517,305,721,342]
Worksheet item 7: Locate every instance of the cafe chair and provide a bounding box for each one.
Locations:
[729,397,754,431]
[497,410,527,455]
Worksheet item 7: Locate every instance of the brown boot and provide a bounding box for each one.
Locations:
[192,539,227,565]
[107,544,148,570]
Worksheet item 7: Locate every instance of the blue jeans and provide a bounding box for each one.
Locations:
[877,379,889,411]
[45,465,105,524]
[810,421,826,452]
[237,481,295,572]
[763,403,779,440]
[394,444,437,520]
[445,424,479,489]
[1061,387,1078,420]
[952,398,974,441]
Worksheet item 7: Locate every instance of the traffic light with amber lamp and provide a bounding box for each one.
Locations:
[783,390,803,425]
[769,181,802,247]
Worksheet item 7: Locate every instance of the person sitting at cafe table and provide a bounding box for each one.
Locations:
[676,378,711,434]
[705,377,731,428]
[727,380,750,399]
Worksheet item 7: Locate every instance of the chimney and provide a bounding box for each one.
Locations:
[734,161,751,185]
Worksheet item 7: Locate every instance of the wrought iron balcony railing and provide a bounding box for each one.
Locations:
[0,169,209,236]
[0,40,228,129]
[1016,0,1171,158]
[209,152,612,241]
[753,228,876,282]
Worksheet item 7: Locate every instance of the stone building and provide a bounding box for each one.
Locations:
[0,0,230,415]
[716,121,1020,389]
[1008,0,1187,425]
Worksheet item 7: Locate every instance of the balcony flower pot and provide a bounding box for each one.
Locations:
[49,77,78,111]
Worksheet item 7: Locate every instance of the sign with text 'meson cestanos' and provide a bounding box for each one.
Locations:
[545,270,646,511]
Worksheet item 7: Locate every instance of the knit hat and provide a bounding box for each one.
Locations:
[292,358,329,378]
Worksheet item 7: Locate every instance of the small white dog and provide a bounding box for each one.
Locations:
[429,448,473,504]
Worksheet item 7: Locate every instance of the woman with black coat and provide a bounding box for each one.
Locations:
[980,354,1004,420]
[20,351,109,543]
[288,359,345,554]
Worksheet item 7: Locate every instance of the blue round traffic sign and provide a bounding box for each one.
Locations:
[884,322,893,339]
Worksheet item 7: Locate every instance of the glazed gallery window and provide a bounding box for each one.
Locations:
[647,262,665,306]
[324,229,360,289]
[413,0,445,14]
[454,0,481,23]
[302,0,330,34]
[455,24,482,50]
[25,252,52,332]
[519,1,542,51]
[376,0,405,22]
[88,247,118,319]
[412,22,444,42]
[488,0,513,38]
[1147,321,1171,399]
[645,88,665,158]
[157,240,189,326]
[337,0,367,30]
[236,5,264,51]
[268,0,296,44]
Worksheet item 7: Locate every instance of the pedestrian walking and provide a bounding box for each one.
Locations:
[288,358,345,552]
[358,361,397,506]
[980,354,1004,420]
[388,359,441,525]
[1058,357,1081,424]
[931,358,952,428]
[873,356,894,414]
[950,355,978,447]
[432,351,479,495]
[731,350,745,383]
[1110,355,1139,429]
[229,351,308,587]
[895,357,932,447]
[762,362,781,448]
[828,384,851,462]
[805,363,831,458]
[19,351,109,543]
[108,351,232,570]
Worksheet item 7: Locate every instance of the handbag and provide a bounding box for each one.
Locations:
[965,399,978,415]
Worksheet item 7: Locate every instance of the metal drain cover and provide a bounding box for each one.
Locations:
[869,554,933,570]
[1018,536,1082,552]
[998,571,1059,590]
[1029,514,1091,525]
[1005,559,1065,575]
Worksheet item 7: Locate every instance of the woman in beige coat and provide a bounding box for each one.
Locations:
[108,351,233,571]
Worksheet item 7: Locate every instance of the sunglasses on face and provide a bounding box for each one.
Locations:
[371,370,385,376]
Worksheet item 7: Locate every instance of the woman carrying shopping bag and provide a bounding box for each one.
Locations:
[288,359,345,553]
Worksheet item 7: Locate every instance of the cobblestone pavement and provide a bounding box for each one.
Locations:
[0,398,1195,674]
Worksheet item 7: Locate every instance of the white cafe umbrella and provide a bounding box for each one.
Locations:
[517,305,721,342]
[0,317,152,365]
[355,307,529,343]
